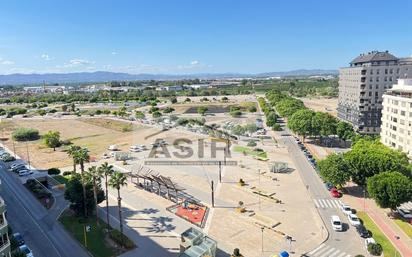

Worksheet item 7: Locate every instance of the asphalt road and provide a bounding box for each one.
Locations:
[0,162,90,257]
[278,132,368,256]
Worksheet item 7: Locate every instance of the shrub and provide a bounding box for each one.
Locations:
[247,141,257,147]
[230,110,242,118]
[12,128,40,141]
[62,171,72,176]
[47,168,61,175]
[367,243,382,256]
[122,124,133,132]
[109,229,135,249]
[272,124,282,131]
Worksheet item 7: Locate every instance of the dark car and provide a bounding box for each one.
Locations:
[13,233,25,246]
[356,224,371,238]
[324,182,334,191]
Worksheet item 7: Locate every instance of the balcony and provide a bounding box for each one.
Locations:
[0,197,4,215]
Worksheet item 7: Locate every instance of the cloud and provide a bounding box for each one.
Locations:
[190,60,200,65]
[111,51,117,55]
[41,53,53,61]
[0,58,14,65]
[69,58,94,66]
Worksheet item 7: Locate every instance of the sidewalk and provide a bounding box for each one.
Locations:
[344,184,412,257]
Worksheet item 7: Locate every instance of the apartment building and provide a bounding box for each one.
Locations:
[337,51,412,134]
[381,79,412,159]
[0,187,11,257]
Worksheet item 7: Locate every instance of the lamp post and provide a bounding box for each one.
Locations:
[394,236,400,257]
[261,227,264,252]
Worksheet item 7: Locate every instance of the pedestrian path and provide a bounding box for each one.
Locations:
[307,244,350,257]
[314,199,342,209]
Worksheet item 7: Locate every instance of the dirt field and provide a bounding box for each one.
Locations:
[298,97,338,116]
[0,117,152,169]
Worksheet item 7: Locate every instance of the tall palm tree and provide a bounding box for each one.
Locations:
[87,166,103,225]
[79,172,90,218]
[109,172,127,238]
[76,148,90,173]
[67,145,81,175]
[98,162,114,231]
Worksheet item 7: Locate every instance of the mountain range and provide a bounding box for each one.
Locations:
[0,69,338,85]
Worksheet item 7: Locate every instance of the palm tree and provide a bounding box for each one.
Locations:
[109,171,127,238]
[98,162,114,231]
[87,166,103,225]
[76,148,90,173]
[67,145,81,175]
[79,172,90,218]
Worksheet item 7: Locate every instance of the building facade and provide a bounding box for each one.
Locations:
[0,184,11,257]
[337,51,412,134]
[381,79,412,159]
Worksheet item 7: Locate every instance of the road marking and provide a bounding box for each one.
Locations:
[319,247,336,257]
[328,250,342,257]
[312,244,331,256]
[336,253,347,257]
[314,199,320,208]
[320,199,327,208]
[331,200,340,208]
[308,244,325,254]
[325,200,332,208]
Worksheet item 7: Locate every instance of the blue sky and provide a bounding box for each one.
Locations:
[0,0,411,75]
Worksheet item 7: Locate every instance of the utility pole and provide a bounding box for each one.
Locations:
[218,161,222,183]
[211,180,215,208]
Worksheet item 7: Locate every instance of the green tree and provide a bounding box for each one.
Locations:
[266,112,277,127]
[43,130,61,151]
[288,109,315,139]
[12,128,39,141]
[367,171,412,211]
[135,111,145,119]
[170,97,177,104]
[64,174,104,217]
[275,98,305,118]
[99,162,115,231]
[86,166,103,225]
[318,154,350,188]
[109,172,128,239]
[345,139,410,186]
[336,121,355,142]
[152,111,162,118]
[197,106,208,116]
[163,107,175,113]
[67,145,81,174]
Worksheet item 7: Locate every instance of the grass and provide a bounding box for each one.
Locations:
[233,145,268,159]
[394,219,412,239]
[59,212,128,257]
[79,118,137,132]
[53,175,71,185]
[357,211,400,257]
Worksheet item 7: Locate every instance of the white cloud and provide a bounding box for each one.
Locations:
[190,60,200,65]
[111,51,117,55]
[69,58,94,66]
[41,53,53,61]
[0,57,14,65]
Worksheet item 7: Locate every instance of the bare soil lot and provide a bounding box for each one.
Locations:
[0,117,151,169]
[298,97,338,116]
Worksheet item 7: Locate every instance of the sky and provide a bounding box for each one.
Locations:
[0,0,411,75]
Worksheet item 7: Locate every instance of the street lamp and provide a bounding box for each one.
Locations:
[261,227,264,252]
[394,236,400,257]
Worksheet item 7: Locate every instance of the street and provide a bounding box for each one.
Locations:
[278,133,368,256]
[0,162,90,257]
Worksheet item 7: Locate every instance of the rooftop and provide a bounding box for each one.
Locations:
[350,51,398,65]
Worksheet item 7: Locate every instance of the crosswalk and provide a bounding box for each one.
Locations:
[313,199,342,209]
[306,244,351,257]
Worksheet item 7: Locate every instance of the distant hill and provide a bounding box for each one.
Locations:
[0,69,338,85]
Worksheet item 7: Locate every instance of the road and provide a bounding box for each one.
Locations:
[277,128,367,257]
[0,162,90,257]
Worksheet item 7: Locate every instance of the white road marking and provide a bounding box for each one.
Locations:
[308,244,326,254]
[319,247,336,257]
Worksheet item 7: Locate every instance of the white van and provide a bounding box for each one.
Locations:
[108,145,118,151]
[331,215,343,231]
[129,145,141,152]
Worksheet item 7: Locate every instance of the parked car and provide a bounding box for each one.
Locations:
[356,224,371,238]
[18,169,33,177]
[340,204,352,215]
[19,245,33,257]
[331,215,343,231]
[324,182,334,191]
[1,153,15,162]
[11,165,28,173]
[129,145,142,152]
[347,213,361,226]
[101,153,110,159]
[10,163,25,170]
[13,232,25,246]
[330,188,342,198]
[364,237,376,249]
[108,145,118,151]
[397,208,412,220]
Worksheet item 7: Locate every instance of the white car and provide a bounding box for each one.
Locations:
[129,145,142,152]
[340,204,352,215]
[19,244,34,257]
[108,145,118,151]
[18,169,33,177]
[331,215,343,231]
[365,237,376,249]
[347,213,361,226]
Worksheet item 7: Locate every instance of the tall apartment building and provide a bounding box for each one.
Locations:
[0,182,11,257]
[381,79,412,159]
[337,51,412,134]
